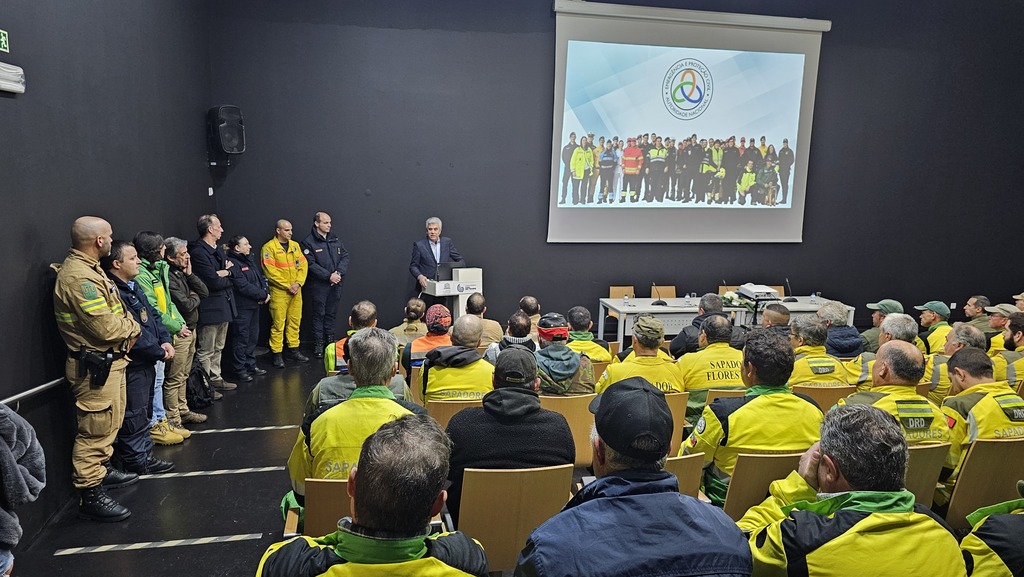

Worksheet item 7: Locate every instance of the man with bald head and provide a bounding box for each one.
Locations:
[420,314,494,402]
[838,340,950,445]
[53,217,142,521]
[261,219,309,368]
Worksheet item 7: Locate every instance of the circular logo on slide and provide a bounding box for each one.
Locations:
[663,59,713,120]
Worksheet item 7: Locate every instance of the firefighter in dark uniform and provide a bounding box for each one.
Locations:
[52,217,141,522]
[301,212,351,359]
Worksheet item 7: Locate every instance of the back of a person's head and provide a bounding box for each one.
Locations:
[424,304,452,335]
[347,327,398,386]
[820,404,907,492]
[948,323,987,351]
[699,293,723,313]
[877,341,925,383]
[350,300,377,330]
[353,414,451,533]
[1009,312,1024,338]
[506,310,532,339]
[817,301,850,327]
[791,315,827,347]
[466,292,486,315]
[132,230,164,263]
[567,306,592,332]
[742,329,794,385]
[451,314,483,348]
[519,295,540,316]
[405,298,426,321]
[700,315,733,344]
[763,303,790,326]
[879,313,919,343]
[947,346,994,380]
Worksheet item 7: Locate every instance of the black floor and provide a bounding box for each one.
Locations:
[16,355,320,577]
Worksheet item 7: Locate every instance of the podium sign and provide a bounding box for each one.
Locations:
[423,268,483,320]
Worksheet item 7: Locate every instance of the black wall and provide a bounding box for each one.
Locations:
[207,0,1024,331]
[2,0,1021,549]
[1,0,213,541]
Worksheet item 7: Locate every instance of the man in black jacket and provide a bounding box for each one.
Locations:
[444,345,574,527]
[300,211,351,359]
[669,293,747,358]
[188,214,237,391]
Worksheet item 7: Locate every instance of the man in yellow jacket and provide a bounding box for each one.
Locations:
[788,316,848,387]
[262,220,309,368]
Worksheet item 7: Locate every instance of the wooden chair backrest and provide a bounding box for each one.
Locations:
[905,443,951,505]
[791,385,857,412]
[651,285,677,299]
[722,452,803,521]
[459,464,574,572]
[303,478,350,537]
[916,382,930,397]
[608,341,621,356]
[718,285,786,297]
[663,392,690,456]
[665,453,704,497]
[539,394,598,467]
[327,370,339,377]
[409,366,423,406]
[591,361,610,380]
[608,286,634,319]
[946,438,1024,530]
[705,388,747,406]
[427,400,482,430]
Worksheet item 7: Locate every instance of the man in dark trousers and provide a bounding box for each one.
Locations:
[444,345,574,527]
[778,138,794,204]
[301,211,351,359]
[101,241,175,481]
[409,216,463,307]
[188,214,237,391]
[559,132,577,204]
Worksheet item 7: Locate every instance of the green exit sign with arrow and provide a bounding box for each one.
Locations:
[0,30,9,53]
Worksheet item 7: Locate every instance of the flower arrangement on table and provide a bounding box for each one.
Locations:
[721,291,757,313]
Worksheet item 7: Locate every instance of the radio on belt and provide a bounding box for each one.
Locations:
[737,283,780,300]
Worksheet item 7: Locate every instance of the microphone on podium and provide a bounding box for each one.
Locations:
[651,282,667,306]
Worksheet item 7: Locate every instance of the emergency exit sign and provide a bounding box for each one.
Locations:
[0,30,9,53]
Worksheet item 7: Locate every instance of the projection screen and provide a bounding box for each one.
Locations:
[547,1,831,243]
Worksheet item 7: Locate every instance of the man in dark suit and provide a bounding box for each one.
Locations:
[409,216,463,306]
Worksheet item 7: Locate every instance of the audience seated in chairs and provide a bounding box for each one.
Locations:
[565,305,612,362]
[323,300,377,370]
[519,295,542,345]
[787,315,849,387]
[444,345,574,528]
[259,414,488,577]
[597,315,683,394]
[677,315,746,424]
[301,337,411,424]
[684,329,822,506]
[516,376,752,577]
[483,310,536,364]
[669,292,746,358]
[535,312,596,395]
[421,315,494,403]
[923,322,988,406]
[738,404,966,576]
[844,312,919,390]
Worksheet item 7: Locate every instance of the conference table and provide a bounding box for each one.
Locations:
[597,296,853,348]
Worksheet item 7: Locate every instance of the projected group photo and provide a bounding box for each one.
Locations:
[553,39,805,211]
[556,132,795,208]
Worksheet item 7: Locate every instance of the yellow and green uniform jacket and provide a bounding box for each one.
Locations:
[569,146,593,179]
[261,238,308,291]
[676,342,745,424]
[738,471,966,577]
[922,321,952,355]
[960,498,1024,577]
[998,351,1024,392]
[287,386,413,498]
[596,355,683,393]
[136,258,187,335]
[324,331,357,373]
[837,386,950,445]
[789,345,848,387]
[611,347,674,364]
[842,352,876,391]
[257,519,488,577]
[421,346,494,403]
[922,354,953,405]
[987,332,1007,356]
[939,381,1024,499]
[566,333,612,363]
[683,385,822,506]
[738,168,757,193]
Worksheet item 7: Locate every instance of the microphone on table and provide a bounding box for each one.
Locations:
[651,282,667,306]
[783,277,797,302]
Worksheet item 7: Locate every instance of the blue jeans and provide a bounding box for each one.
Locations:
[149,360,166,427]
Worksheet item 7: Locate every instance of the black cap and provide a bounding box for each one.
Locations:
[494,345,537,388]
[589,377,673,461]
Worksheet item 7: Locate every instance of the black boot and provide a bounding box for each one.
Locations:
[312,341,324,360]
[102,467,139,490]
[79,485,131,522]
[273,352,285,368]
[286,348,309,363]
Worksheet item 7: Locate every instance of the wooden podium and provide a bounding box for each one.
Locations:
[423,267,483,320]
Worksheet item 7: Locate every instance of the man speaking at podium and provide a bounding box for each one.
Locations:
[409,216,463,306]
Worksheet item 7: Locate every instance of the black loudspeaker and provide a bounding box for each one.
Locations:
[207,105,245,155]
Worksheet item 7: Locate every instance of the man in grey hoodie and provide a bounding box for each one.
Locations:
[535,313,596,395]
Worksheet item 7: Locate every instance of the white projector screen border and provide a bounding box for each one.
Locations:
[547,0,831,243]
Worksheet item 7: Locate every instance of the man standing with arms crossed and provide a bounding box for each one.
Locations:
[189,214,237,391]
[301,212,350,360]
[262,219,309,369]
[53,217,141,522]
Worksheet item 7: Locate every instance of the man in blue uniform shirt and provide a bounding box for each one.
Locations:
[301,212,351,359]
